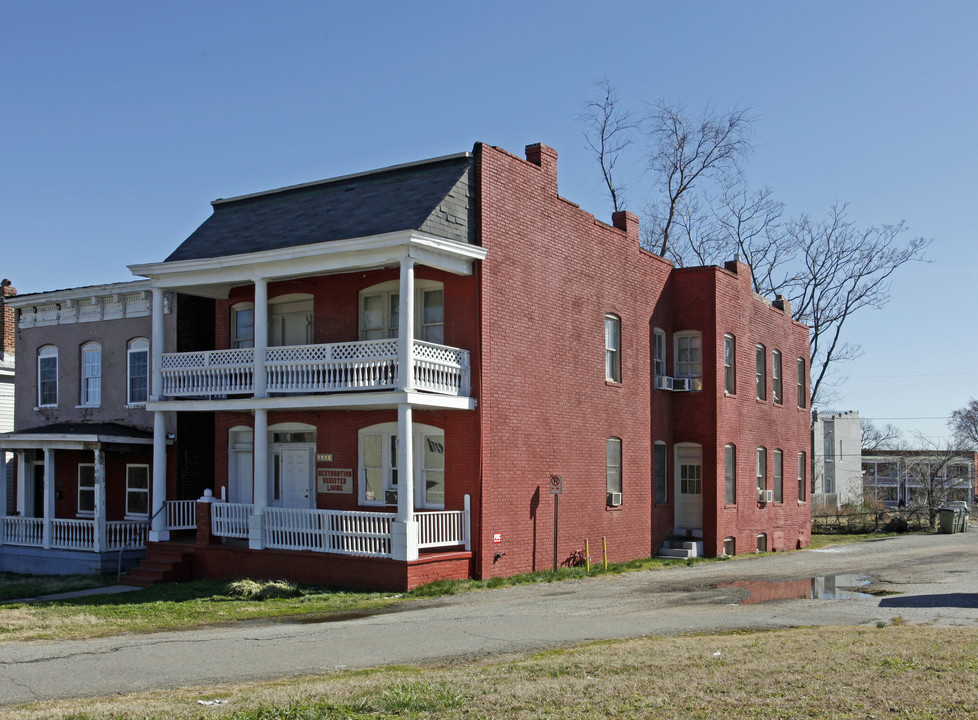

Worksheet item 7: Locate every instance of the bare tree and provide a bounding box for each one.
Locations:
[646,102,752,258]
[860,418,902,452]
[949,399,978,450]
[580,80,637,213]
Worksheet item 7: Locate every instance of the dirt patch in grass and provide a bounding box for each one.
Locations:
[6,624,978,719]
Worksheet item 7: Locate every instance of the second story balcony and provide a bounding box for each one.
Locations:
[161,338,470,399]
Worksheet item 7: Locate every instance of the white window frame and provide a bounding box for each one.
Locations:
[773,449,783,502]
[125,464,150,519]
[359,280,445,344]
[357,422,445,509]
[796,357,806,408]
[78,463,95,516]
[772,350,783,404]
[677,444,703,496]
[756,447,767,492]
[81,342,102,407]
[674,331,702,378]
[127,337,150,405]
[724,443,736,505]
[653,329,666,379]
[755,344,766,401]
[723,334,736,394]
[231,302,255,349]
[606,437,622,501]
[798,451,807,502]
[268,293,314,347]
[38,345,58,407]
[605,314,621,383]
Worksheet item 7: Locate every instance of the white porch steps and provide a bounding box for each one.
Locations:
[657,528,704,559]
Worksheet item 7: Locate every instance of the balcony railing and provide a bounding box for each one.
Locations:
[161,339,469,398]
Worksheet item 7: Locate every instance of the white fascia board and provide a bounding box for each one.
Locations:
[129,232,487,290]
[147,392,476,413]
[5,280,153,309]
[0,433,154,450]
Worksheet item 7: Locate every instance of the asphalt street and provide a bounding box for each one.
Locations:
[2,531,977,706]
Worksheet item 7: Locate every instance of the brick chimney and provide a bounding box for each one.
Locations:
[612,210,640,245]
[1,279,15,362]
[525,143,558,194]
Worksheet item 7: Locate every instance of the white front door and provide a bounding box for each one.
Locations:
[674,445,703,531]
[271,445,313,508]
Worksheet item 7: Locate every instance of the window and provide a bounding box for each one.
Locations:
[756,447,767,492]
[756,533,767,552]
[723,537,736,556]
[654,442,668,503]
[78,464,95,515]
[359,422,445,509]
[798,452,806,501]
[796,357,806,408]
[724,444,736,504]
[360,281,445,343]
[606,437,622,503]
[269,295,313,346]
[605,315,621,382]
[126,465,149,517]
[81,342,101,406]
[755,344,766,400]
[824,431,834,462]
[773,449,783,502]
[679,447,702,495]
[38,345,58,406]
[675,332,702,378]
[653,330,666,379]
[232,304,255,348]
[127,338,149,404]
[723,334,736,394]
[772,350,782,404]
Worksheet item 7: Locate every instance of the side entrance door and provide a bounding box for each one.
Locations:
[674,444,703,531]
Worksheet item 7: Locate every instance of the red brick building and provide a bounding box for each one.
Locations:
[3,142,811,587]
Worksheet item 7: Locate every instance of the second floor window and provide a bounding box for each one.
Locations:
[128,338,149,404]
[797,357,807,408]
[605,315,621,382]
[653,329,666,378]
[38,345,58,407]
[723,334,736,394]
[675,332,701,378]
[772,350,783,404]
[755,344,766,400]
[81,342,101,406]
[360,282,445,344]
[232,305,255,349]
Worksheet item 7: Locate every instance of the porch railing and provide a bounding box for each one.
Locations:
[2,516,43,546]
[264,507,393,558]
[418,508,470,549]
[161,339,470,398]
[1,517,148,551]
[165,500,198,531]
[212,502,252,538]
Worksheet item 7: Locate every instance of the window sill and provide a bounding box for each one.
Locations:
[35,405,57,411]
[125,403,147,409]
[76,404,101,409]
[605,380,623,388]
[605,505,623,512]
[125,515,149,522]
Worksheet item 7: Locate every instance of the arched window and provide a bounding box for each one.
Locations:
[37,345,58,407]
[127,338,149,405]
[81,342,101,406]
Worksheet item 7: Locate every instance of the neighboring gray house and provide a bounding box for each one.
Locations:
[812,410,864,509]
[0,281,195,573]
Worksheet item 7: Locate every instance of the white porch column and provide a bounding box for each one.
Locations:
[0,451,7,520]
[391,403,418,561]
[398,258,416,392]
[151,287,165,401]
[15,451,27,517]
[249,408,268,549]
[253,278,268,398]
[41,448,54,549]
[92,447,106,553]
[149,411,170,542]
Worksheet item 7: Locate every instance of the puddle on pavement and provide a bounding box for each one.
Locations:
[720,574,875,605]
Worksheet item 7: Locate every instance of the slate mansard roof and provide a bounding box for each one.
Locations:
[166,152,476,263]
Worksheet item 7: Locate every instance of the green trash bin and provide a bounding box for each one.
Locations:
[939,508,956,533]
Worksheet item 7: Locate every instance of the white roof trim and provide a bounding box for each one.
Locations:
[0,433,155,450]
[4,280,152,308]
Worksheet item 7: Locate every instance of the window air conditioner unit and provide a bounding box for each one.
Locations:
[672,377,692,392]
[758,489,773,503]
[607,492,623,507]
[385,490,398,505]
[656,376,674,391]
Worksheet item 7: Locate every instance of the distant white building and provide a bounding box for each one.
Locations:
[812,410,863,509]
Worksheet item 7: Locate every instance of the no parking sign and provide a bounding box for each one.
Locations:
[549,474,563,495]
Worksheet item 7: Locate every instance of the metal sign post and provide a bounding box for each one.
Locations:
[550,474,562,571]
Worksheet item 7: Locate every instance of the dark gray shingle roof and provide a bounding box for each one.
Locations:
[166,154,475,262]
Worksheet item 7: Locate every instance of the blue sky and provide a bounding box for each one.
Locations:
[2,1,975,442]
